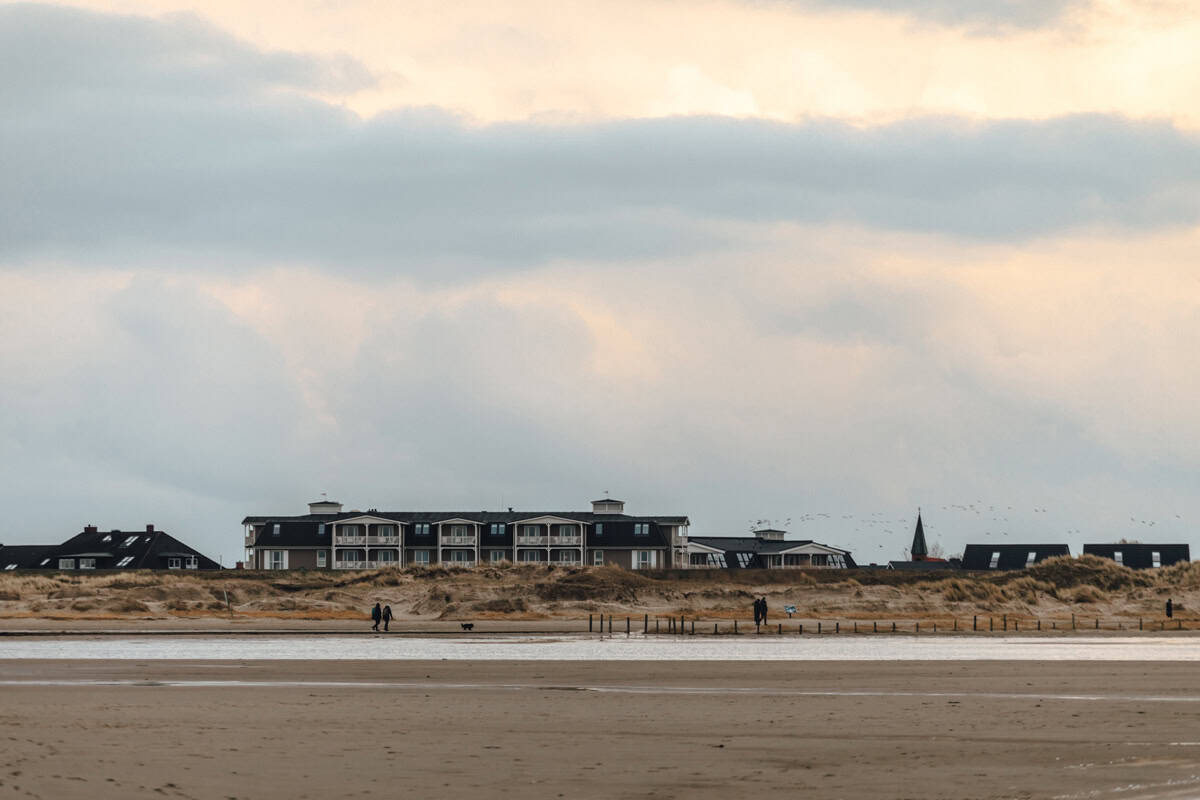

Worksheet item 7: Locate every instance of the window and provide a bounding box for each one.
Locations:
[490,523,505,536]
[1026,551,1036,567]
[634,550,654,569]
[59,559,75,570]
[185,556,198,569]
[79,558,96,570]
[318,523,326,536]
[451,525,468,537]
[101,535,112,543]
[735,553,755,568]
[4,564,16,571]
[1152,551,1162,568]
[490,550,505,562]
[317,550,327,567]
[593,550,604,566]
[377,525,394,537]
[518,550,544,562]
[449,550,472,563]
[116,556,134,568]
[375,550,397,563]
[39,558,50,567]
[168,558,181,569]
[595,523,603,536]
[557,525,574,536]
[268,551,285,570]
[1113,551,1123,565]
[272,524,281,537]
[522,525,538,537]
[121,536,138,548]
[414,550,430,565]
[555,551,579,564]
[415,524,431,536]
[634,523,650,536]
[989,551,1001,569]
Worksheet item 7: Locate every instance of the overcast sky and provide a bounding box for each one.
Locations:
[2,0,1198,565]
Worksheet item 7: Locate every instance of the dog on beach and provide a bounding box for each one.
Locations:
[460,623,474,631]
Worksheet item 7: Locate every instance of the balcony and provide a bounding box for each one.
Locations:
[445,560,476,568]
[334,534,367,545]
[440,535,477,546]
[549,535,581,546]
[334,560,370,570]
[367,535,400,545]
[516,535,549,546]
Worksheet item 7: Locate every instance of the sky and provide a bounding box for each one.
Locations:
[2,0,1198,565]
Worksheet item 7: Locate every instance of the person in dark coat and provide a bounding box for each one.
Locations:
[760,597,768,624]
[382,604,393,632]
[371,602,382,631]
[1167,598,1174,619]
[753,598,761,626]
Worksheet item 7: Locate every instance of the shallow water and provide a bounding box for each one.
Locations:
[0,634,1196,661]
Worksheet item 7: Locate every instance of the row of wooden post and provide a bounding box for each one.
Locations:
[588,613,1187,635]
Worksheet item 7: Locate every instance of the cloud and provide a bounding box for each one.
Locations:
[770,0,1090,30]
[4,5,1200,279]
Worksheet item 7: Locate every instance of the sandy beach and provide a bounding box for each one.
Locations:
[3,656,1199,800]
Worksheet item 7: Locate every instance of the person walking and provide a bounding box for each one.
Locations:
[753,598,761,627]
[1167,598,1174,619]
[371,602,382,632]
[760,597,768,624]
[382,604,393,632]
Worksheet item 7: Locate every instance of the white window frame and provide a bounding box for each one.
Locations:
[168,557,181,569]
[317,550,327,568]
[989,551,1001,569]
[414,550,430,565]
[267,551,286,570]
[557,524,574,536]
[377,525,394,537]
[522,525,538,537]
[490,523,505,536]
[317,523,326,536]
[1152,551,1162,568]
[185,555,198,569]
[116,556,134,568]
[1113,551,1123,565]
[451,525,468,537]
[3,564,16,571]
[414,524,431,537]
[595,523,603,536]
[490,550,505,562]
[634,523,650,536]
[79,558,96,570]
[593,550,604,566]
[272,524,281,537]
[1025,551,1036,566]
[121,536,138,548]
[632,550,656,569]
[58,559,75,570]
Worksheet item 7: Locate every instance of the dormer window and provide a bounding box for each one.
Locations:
[634,523,649,536]
[415,524,431,536]
[1114,551,1123,565]
[989,551,1001,569]
[1025,551,1036,566]
[116,556,134,567]
[318,523,326,536]
[121,536,138,548]
[101,535,112,543]
[595,523,603,536]
[490,523,505,536]
[272,524,281,536]
[1152,551,1162,568]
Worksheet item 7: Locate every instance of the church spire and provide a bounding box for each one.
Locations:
[910,509,928,561]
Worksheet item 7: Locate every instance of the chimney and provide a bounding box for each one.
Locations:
[84,525,98,534]
[146,524,155,533]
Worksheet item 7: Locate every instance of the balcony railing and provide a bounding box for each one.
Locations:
[549,535,582,546]
[445,560,476,568]
[516,535,549,546]
[334,535,366,545]
[367,535,400,545]
[334,560,370,570]
[440,535,477,546]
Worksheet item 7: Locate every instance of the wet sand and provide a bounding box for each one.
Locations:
[2,659,1200,799]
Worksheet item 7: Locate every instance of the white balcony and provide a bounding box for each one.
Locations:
[445,560,476,568]
[367,535,400,545]
[549,535,582,546]
[440,535,477,546]
[334,560,370,570]
[334,534,367,545]
[516,535,549,546]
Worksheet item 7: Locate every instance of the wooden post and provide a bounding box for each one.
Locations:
[608,615,612,634]
[1003,614,1007,631]
[1139,617,1143,631]
[892,622,896,632]
[818,621,822,634]
[681,615,685,636]
[589,614,593,632]
[778,623,782,635]
[874,621,878,633]
[1014,620,1018,632]
[915,622,919,634]
[933,622,937,633]
[799,623,803,635]
[223,589,232,619]
[644,614,648,634]
[1037,619,1041,631]
[1095,618,1099,630]
[626,616,630,636]
[691,620,695,635]
[835,622,839,634]
[953,618,958,632]
[734,620,738,634]
[714,623,718,635]
[973,615,977,631]
[1052,621,1056,630]
[1072,613,1076,630]
[989,617,993,632]
[854,622,858,633]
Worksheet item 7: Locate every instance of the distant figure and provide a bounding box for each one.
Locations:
[760,597,768,623]
[1167,598,1174,619]
[753,598,762,627]
[382,604,393,632]
[371,602,382,631]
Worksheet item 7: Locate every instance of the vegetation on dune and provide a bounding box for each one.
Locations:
[0,558,1193,620]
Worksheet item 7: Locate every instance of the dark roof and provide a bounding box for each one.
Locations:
[961,544,1070,571]
[910,511,927,558]
[689,536,819,555]
[1083,544,1190,570]
[0,544,58,569]
[888,559,960,571]
[46,528,222,570]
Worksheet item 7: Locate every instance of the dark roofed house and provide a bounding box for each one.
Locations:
[685,528,854,569]
[50,525,221,571]
[961,543,1070,571]
[242,497,690,570]
[1083,543,1189,570]
[0,544,58,571]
